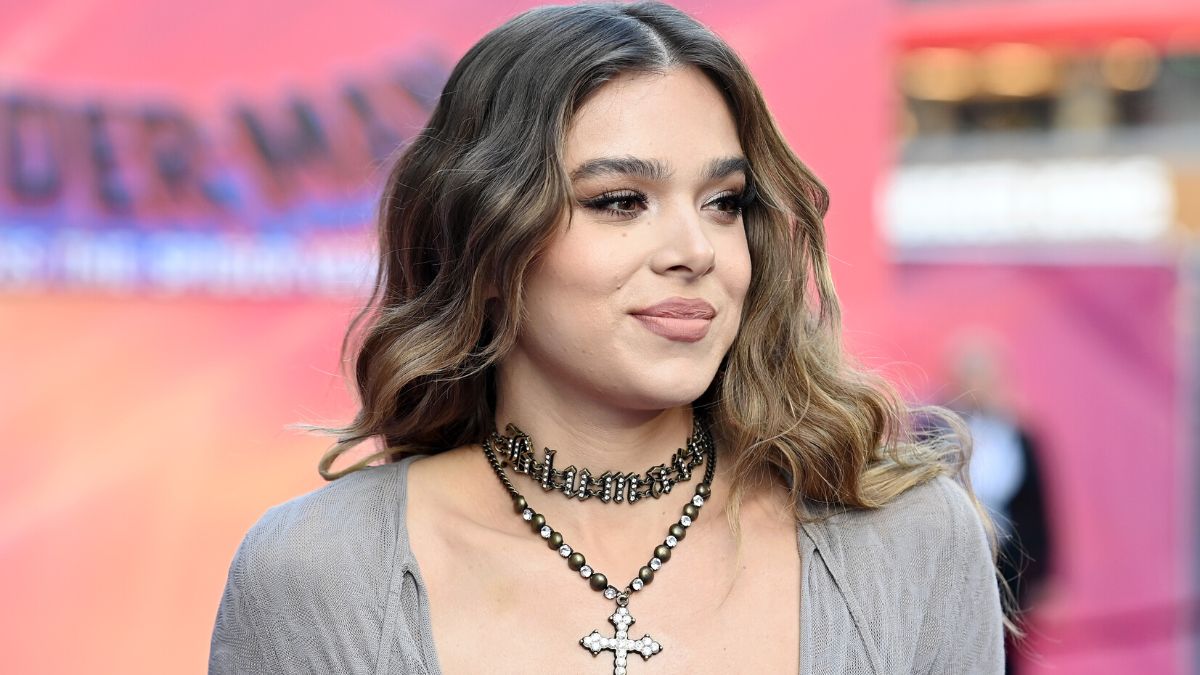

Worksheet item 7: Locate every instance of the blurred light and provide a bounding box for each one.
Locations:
[901,47,978,101]
[1164,28,1200,78]
[979,43,1058,98]
[899,102,919,141]
[880,157,1174,246]
[1176,167,1200,234]
[1101,38,1160,92]
[1166,26,1200,58]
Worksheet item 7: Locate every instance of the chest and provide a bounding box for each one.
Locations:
[413,519,802,675]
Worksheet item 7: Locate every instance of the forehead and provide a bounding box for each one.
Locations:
[564,66,742,171]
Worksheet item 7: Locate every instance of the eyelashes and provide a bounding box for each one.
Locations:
[579,188,755,221]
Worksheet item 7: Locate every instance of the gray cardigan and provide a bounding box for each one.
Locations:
[209,454,1004,674]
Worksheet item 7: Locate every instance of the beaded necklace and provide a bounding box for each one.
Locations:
[480,419,717,673]
[485,415,710,503]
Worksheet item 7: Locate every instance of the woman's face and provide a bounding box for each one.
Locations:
[506,65,753,412]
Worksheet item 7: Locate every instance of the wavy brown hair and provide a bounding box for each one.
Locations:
[297,0,1024,640]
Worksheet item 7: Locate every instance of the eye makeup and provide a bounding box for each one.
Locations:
[578,187,754,222]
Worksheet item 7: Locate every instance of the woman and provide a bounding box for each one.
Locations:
[210,2,1016,673]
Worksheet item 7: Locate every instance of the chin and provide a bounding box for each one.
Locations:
[605,368,721,410]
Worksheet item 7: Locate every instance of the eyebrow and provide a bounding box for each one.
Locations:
[568,155,749,184]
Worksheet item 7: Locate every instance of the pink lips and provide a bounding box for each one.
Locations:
[630,297,716,343]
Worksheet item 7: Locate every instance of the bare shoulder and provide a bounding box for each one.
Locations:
[406,443,483,482]
[404,443,521,551]
[406,444,497,516]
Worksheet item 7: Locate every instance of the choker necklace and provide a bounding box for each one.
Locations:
[480,419,717,673]
[485,415,711,504]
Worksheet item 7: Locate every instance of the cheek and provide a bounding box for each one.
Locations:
[524,236,628,338]
[722,232,754,305]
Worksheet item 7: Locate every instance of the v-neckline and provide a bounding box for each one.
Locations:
[395,453,813,675]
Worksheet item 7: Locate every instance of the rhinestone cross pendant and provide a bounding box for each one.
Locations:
[579,606,662,674]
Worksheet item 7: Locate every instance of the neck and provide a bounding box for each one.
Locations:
[493,357,698,473]
[487,362,723,563]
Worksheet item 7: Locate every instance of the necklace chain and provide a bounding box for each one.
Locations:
[479,415,716,602]
[484,415,711,504]
[479,413,718,671]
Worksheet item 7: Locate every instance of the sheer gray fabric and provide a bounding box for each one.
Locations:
[209,454,1004,674]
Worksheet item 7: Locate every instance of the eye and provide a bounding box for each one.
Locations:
[579,190,647,219]
[706,189,753,222]
[709,192,744,214]
[578,187,755,222]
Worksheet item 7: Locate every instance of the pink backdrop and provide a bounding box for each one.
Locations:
[0,0,1191,673]
[0,1,892,671]
[886,261,1188,672]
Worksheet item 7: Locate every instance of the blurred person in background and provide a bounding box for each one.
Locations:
[943,333,1056,675]
[209,2,1013,673]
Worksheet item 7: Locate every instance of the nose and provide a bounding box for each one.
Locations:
[649,202,716,278]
